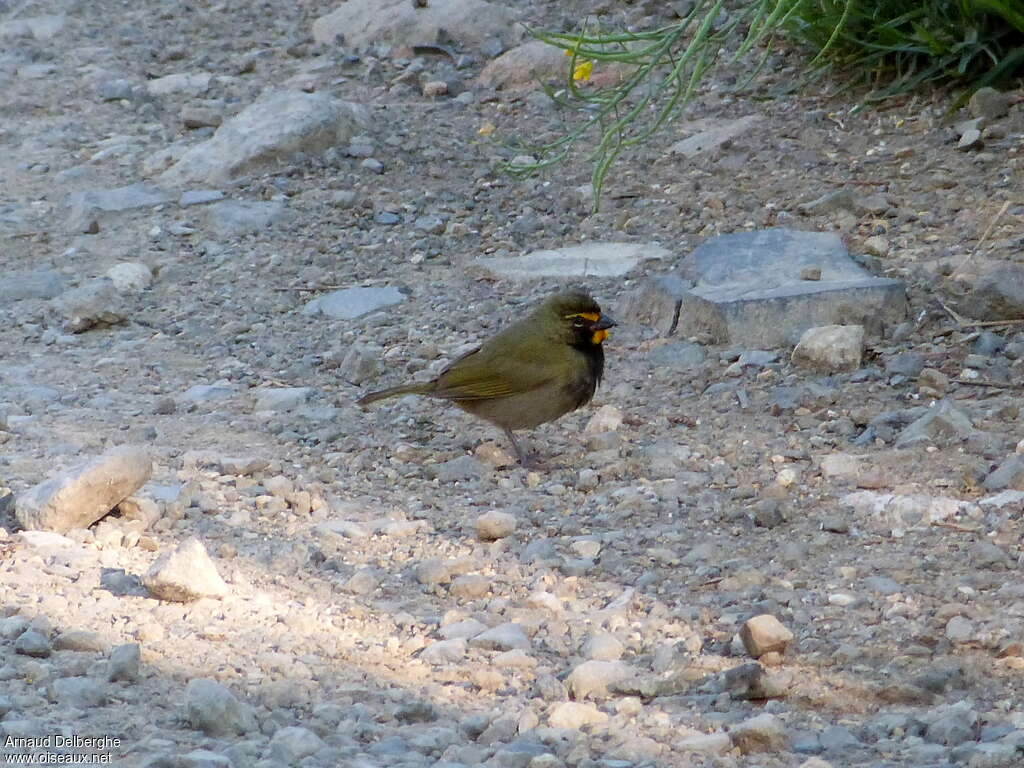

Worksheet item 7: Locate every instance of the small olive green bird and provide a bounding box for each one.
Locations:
[356,291,616,465]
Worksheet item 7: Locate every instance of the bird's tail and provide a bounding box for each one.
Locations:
[356,382,433,407]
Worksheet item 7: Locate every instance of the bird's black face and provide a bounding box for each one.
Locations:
[564,310,616,346]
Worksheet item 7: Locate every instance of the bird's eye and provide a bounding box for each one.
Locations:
[572,318,585,328]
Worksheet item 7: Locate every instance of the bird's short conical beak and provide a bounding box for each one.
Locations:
[590,315,616,331]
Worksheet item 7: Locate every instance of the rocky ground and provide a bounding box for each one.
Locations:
[1,0,1024,767]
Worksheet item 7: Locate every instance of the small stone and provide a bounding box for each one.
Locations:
[330,189,358,208]
[361,157,384,173]
[566,660,633,700]
[676,732,732,755]
[918,367,949,397]
[896,399,975,448]
[945,615,975,644]
[886,353,925,378]
[584,404,623,434]
[740,615,794,658]
[983,455,1024,491]
[185,678,257,737]
[56,278,126,332]
[181,105,223,128]
[253,386,314,412]
[142,537,228,602]
[863,236,890,257]
[969,86,1011,119]
[925,703,978,746]
[269,726,326,763]
[415,558,451,585]
[548,702,609,730]
[430,455,488,482]
[799,266,822,281]
[729,713,790,754]
[344,568,382,595]
[108,643,141,681]
[583,633,624,661]
[338,345,380,385]
[53,630,105,652]
[450,574,490,599]
[722,663,791,700]
[50,677,106,708]
[958,128,984,151]
[792,325,864,373]
[422,80,448,97]
[469,623,531,651]
[106,262,153,293]
[14,629,52,658]
[421,638,466,664]
[475,510,517,540]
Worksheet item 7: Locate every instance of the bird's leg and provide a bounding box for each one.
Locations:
[503,428,535,468]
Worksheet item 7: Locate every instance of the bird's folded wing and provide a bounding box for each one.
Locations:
[431,345,555,401]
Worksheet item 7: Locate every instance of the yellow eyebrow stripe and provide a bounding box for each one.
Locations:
[566,312,601,322]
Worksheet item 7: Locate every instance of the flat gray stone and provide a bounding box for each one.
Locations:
[15,447,152,533]
[477,241,669,279]
[669,115,763,158]
[670,229,907,347]
[67,183,171,213]
[160,90,367,185]
[312,0,521,50]
[302,285,405,319]
[0,271,63,302]
[179,189,225,206]
[205,200,286,236]
[252,386,314,412]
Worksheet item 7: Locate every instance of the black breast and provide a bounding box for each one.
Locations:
[565,343,604,410]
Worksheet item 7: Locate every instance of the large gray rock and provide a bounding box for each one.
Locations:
[313,0,520,50]
[160,91,367,185]
[477,241,669,279]
[628,229,906,347]
[15,448,152,533]
[142,537,228,601]
[185,678,257,736]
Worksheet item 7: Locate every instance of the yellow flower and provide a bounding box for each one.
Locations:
[572,59,593,82]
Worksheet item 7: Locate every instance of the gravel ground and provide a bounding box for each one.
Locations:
[1,1,1023,767]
